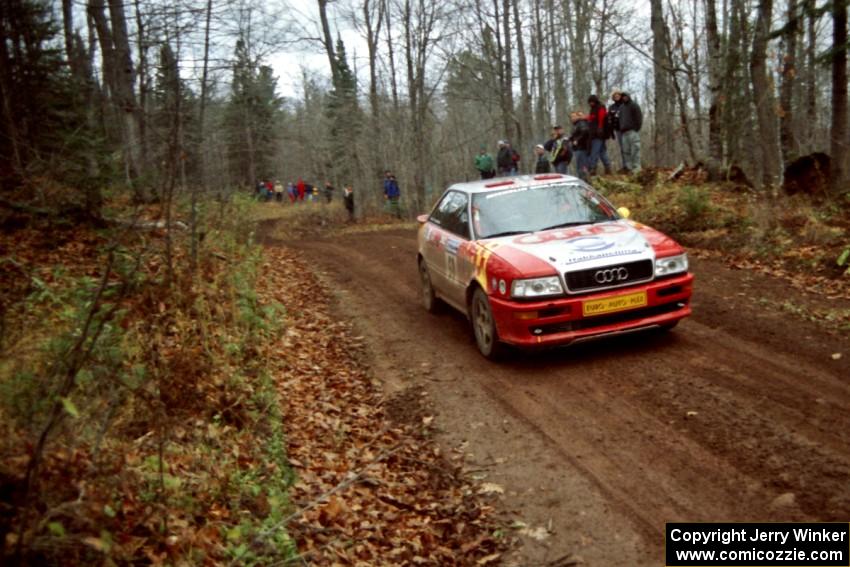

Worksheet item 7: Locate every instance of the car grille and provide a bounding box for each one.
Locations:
[565,259,654,293]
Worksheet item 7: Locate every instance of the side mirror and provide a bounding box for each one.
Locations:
[617,206,631,219]
[417,214,429,224]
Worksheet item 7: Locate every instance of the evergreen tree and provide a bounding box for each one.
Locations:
[224,38,283,187]
[0,0,107,214]
[324,36,362,184]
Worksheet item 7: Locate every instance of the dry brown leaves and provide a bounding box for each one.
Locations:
[256,246,510,566]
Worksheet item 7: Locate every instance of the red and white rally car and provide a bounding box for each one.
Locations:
[416,173,693,358]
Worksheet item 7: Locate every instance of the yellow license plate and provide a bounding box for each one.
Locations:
[582,291,648,317]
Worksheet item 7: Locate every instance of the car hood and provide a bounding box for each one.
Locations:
[481,220,659,274]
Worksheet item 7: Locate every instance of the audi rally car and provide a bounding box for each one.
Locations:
[416,173,693,358]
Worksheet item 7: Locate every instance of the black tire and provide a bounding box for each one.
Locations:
[418,258,441,313]
[471,287,504,360]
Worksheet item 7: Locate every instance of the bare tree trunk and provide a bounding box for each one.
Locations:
[502,0,514,144]
[194,0,213,271]
[62,0,74,63]
[750,0,782,189]
[547,0,566,121]
[383,0,399,113]
[780,0,799,164]
[532,0,546,135]
[512,0,531,157]
[705,0,724,179]
[831,0,848,192]
[804,0,817,148]
[650,0,675,167]
[318,0,338,86]
[88,0,144,196]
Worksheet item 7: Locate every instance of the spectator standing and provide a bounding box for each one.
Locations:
[569,111,591,181]
[544,124,571,174]
[296,178,306,202]
[274,179,284,202]
[383,170,401,218]
[497,140,519,176]
[474,146,496,179]
[618,92,643,173]
[587,95,613,176]
[534,144,550,173]
[608,90,625,172]
[343,185,355,221]
[287,182,297,203]
[323,181,335,204]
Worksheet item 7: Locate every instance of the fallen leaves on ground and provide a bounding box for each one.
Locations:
[256,245,510,565]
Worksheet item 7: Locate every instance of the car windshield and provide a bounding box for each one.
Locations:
[471,182,618,239]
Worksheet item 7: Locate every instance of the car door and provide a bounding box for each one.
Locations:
[429,191,471,308]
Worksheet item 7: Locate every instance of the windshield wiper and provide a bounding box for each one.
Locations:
[536,221,593,232]
[481,230,527,239]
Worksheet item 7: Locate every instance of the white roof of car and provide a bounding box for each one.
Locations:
[447,173,583,194]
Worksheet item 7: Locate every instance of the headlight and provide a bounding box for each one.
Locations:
[655,253,689,277]
[511,276,564,298]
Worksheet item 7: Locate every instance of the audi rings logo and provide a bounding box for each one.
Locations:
[594,267,629,284]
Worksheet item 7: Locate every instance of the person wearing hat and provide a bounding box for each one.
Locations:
[608,90,625,172]
[474,145,496,179]
[496,140,518,176]
[544,124,571,174]
[534,144,550,173]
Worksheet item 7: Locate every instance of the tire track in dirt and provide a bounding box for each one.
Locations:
[286,228,850,565]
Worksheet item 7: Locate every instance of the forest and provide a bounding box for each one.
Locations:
[2,0,849,215]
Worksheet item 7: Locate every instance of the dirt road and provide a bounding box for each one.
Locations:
[282,226,850,566]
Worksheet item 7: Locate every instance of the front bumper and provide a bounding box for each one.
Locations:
[488,273,694,347]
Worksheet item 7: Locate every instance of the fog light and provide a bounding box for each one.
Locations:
[515,311,538,320]
[532,328,543,335]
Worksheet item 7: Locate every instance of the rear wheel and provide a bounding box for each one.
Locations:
[418,258,441,313]
[471,287,503,359]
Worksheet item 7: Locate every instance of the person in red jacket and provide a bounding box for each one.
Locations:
[296,178,306,202]
[587,94,613,176]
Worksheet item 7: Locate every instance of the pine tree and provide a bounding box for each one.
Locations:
[324,36,361,185]
[224,38,283,187]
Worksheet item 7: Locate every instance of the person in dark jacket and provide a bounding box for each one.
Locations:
[617,92,643,173]
[569,111,591,181]
[587,94,612,176]
[608,90,625,172]
[383,170,401,218]
[497,140,519,176]
[543,124,571,174]
[323,181,335,203]
[534,144,550,173]
[343,185,355,221]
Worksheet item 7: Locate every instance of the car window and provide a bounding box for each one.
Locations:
[430,191,470,238]
[471,182,617,239]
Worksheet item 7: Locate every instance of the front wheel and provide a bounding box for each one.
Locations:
[471,287,504,360]
[418,259,441,313]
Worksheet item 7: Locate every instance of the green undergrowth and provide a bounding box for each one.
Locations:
[0,193,297,565]
[594,177,850,280]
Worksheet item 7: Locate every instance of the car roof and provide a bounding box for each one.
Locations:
[446,173,583,195]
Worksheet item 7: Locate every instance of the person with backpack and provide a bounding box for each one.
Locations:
[497,140,519,176]
[569,111,592,181]
[608,90,626,172]
[618,92,643,173]
[544,124,571,174]
[474,146,496,179]
[587,94,613,176]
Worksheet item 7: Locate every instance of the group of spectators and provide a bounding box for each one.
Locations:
[475,90,643,182]
[255,178,356,220]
